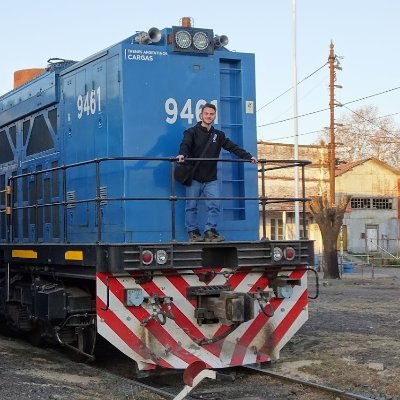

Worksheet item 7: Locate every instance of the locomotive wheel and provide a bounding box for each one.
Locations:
[27,322,44,347]
[68,325,97,363]
[0,315,12,337]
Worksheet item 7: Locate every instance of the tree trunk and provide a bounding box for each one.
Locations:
[307,194,351,279]
[319,222,342,279]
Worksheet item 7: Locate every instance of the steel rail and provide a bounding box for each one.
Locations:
[90,364,179,400]
[107,375,216,400]
[129,379,177,399]
[244,365,374,400]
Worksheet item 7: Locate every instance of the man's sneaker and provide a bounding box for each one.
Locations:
[188,229,204,242]
[204,228,225,242]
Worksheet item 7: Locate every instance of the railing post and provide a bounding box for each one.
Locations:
[260,161,267,240]
[63,167,68,243]
[301,163,307,238]
[170,160,177,242]
[6,183,12,243]
[96,160,102,243]
[34,171,38,243]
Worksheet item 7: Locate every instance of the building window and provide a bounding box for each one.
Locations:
[351,198,371,209]
[351,197,393,210]
[300,222,309,239]
[271,218,283,240]
[372,198,392,209]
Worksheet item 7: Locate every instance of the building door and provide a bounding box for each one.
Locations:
[366,225,378,253]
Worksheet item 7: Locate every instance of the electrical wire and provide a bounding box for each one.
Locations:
[256,62,328,112]
[342,105,393,134]
[260,129,324,142]
[343,86,400,106]
[260,111,400,143]
[257,85,400,128]
[267,77,327,123]
[258,107,329,127]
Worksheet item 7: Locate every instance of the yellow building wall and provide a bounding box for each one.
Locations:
[336,160,398,197]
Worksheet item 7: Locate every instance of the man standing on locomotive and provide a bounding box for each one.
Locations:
[176,103,257,242]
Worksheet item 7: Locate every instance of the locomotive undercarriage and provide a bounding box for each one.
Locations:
[0,262,96,361]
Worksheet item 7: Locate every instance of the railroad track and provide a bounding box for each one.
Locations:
[93,342,376,400]
[243,364,374,400]
[101,364,376,400]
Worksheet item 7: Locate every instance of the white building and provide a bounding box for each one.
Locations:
[335,158,400,255]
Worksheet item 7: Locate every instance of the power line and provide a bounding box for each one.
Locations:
[258,107,329,127]
[268,77,327,123]
[339,111,400,126]
[342,105,397,136]
[256,62,328,112]
[371,111,400,120]
[261,128,323,142]
[343,86,400,106]
[259,110,400,143]
[257,85,400,128]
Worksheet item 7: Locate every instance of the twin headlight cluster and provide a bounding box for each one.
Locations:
[172,26,228,54]
[273,246,296,262]
[134,26,228,55]
[141,249,168,266]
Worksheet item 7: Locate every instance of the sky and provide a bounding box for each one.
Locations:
[1,1,399,145]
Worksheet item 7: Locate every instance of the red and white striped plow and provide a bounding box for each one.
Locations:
[96,268,308,370]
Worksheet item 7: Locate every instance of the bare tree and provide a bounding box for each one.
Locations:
[308,194,351,279]
[319,105,400,168]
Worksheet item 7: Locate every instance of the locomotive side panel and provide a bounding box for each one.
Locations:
[0,69,63,244]
[61,53,125,243]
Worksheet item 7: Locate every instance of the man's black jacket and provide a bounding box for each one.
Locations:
[178,122,253,182]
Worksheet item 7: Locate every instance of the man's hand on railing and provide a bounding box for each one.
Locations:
[250,157,258,164]
[176,155,185,163]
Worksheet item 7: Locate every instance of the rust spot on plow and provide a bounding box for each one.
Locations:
[254,322,277,361]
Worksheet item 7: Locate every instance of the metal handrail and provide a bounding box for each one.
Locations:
[4,157,311,244]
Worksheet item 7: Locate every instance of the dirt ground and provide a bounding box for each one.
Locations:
[0,266,399,400]
[0,337,160,400]
[276,266,400,400]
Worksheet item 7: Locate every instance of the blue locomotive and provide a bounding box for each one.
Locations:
[0,18,314,370]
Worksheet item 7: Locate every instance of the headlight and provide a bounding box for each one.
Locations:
[175,30,191,49]
[273,247,283,262]
[172,26,214,54]
[156,250,168,265]
[193,31,209,50]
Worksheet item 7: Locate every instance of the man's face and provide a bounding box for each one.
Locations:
[201,107,216,125]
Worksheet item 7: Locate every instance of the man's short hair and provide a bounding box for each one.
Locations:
[202,103,216,112]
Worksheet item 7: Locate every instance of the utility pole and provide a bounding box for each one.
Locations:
[328,41,342,206]
[328,41,336,206]
[307,42,348,279]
